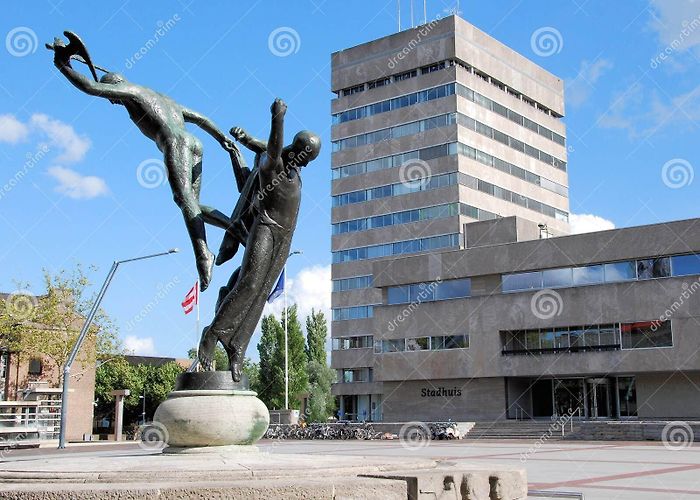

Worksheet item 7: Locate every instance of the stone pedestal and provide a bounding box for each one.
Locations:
[153,372,269,449]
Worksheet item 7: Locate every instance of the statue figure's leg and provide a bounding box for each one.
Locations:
[163,139,214,291]
[197,326,217,371]
[225,340,245,382]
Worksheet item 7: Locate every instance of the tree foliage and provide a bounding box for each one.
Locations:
[94,357,184,428]
[305,308,327,366]
[305,360,336,423]
[0,265,121,383]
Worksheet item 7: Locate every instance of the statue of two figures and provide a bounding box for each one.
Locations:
[49,31,321,383]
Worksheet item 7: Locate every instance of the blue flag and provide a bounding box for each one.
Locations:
[267,269,285,303]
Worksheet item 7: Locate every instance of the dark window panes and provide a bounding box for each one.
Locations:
[672,254,700,277]
[637,257,671,279]
[435,279,471,300]
[543,268,573,288]
[387,286,409,305]
[569,327,584,348]
[618,377,637,417]
[604,261,636,282]
[511,331,527,350]
[573,265,604,285]
[430,336,445,350]
[554,328,569,348]
[526,330,540,350]
[406,337,429,351]
[541,330,555,349]
[445,335,468,349]
[621,321,672,349]
[502,271,542,292]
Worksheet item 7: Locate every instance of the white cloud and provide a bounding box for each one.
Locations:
[649,0,700,53]
[264,264,332,324]
[565,59,613,108]
[30,113,90,163]
[0,114,29,144]
[124,335,157,356]
[47,166,109,199]
[569,213,616,234]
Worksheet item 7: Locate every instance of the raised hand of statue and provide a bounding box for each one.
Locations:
[230,127,246,142]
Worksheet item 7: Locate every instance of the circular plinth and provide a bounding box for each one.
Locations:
[154,373,269,448]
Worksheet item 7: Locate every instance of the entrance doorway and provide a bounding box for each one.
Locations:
[553,378,584,418]
[586,378,613,418]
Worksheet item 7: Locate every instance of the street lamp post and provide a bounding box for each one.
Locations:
[139,389,146,425]
[284,250,302,410]
[57,248,178,449]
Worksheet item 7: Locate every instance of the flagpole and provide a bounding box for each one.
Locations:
[284,263,289,410]
[195,282,200,358]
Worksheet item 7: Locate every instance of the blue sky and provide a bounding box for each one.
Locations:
[0,1,698,360]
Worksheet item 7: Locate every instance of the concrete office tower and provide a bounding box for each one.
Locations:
[330,15,569,421]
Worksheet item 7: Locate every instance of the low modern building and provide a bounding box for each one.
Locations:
[334,216,700,421]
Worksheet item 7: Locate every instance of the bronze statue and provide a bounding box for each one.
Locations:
[48,31,237,292]
[48,32,321,383]
[198,99,320,381]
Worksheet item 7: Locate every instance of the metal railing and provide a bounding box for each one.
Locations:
[529,490,584,499]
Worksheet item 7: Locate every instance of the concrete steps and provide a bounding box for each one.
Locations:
[464,420,579,440]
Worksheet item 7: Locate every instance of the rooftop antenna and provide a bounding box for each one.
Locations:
[397,0,401,31]
[410,0,414,27]
[424,0,427,24]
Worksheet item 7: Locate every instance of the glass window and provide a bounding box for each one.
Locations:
[430,336,445,350]
[621,321,673,349]
[541,330,555,349]
[543,268,573,288]
[637,257,671,279]
[554,328,569,348]
[525,330,540,350]
[618,377,637,417]
[599,324,618,346]
[410,283,435,303]
[406,337,429,351]
[435,279,471,300]
[672,254,700,276]
[573,265,604,285]
[583,325,600,347]
[445,335,469,349]
[569,327,584,348]
[502,271,543,292]
[604,261,637,282]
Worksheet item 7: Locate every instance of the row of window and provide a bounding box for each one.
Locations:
[332,203,458,235]
[456,143,568,197]
[456,114,567,172]
[336,58,561,119]
[332,172,456,207]
[502,254,700,293]
[337,367,373,383]
[331,305,375,321]
[387,278,471,305]
[334,82,565,147]
[460,204,500,221]
[502,321,673,354]
[332,275,373,292]
[374,334,469,353]
[332,335,374,350]
[332,141,569,199]
[459,172,569,222]
[332,233,460,264]
[332,112,455,152]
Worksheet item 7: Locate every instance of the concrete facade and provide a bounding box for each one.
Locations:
[330,15,570,421]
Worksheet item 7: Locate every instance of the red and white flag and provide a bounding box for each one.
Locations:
[181,281,198,315]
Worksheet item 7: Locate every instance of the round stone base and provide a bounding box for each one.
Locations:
[163,444,260,455]
[154,373,270,448]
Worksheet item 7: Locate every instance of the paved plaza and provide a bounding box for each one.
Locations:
[1,439,698,499]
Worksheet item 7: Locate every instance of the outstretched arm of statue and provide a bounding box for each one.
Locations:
[265,99,286,172]
[182,108,233,149]
[54,57,130,100]
[230,127,266,155]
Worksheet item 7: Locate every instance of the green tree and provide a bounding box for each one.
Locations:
[0,266,121,385]
[305,360,336,422]
[281,305,309,410]
[305,309,327,367]
[242,358,260,394]
[257,314,284,409]
[187,345,228,371]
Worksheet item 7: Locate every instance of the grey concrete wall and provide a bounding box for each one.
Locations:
[637,371,700,419]
[382,377,506,421]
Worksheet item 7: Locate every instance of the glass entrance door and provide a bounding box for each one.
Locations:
[586,378,612,418]
[553,379,584,417]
